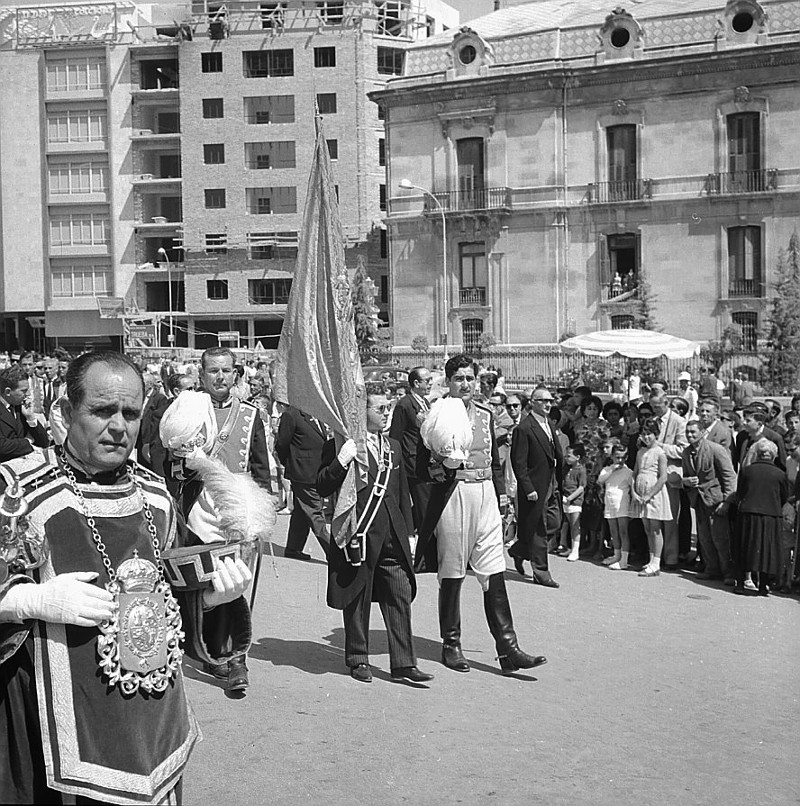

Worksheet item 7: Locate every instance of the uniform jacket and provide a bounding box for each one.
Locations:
[414,401,503,573]
[388,392,427,479]
[682,438,737,508]
[275,405,327,485]
[316,435,415,609]
[0,402,48,462]
[510,412,564,537]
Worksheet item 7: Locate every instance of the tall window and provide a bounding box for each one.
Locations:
[47,109,106,144]
[459,243,487,306]
[327,140,338,160]
[728,226,762,297]
[49,162,108,195]
[605,233,639,296]
[46,57,105,92]
[378,138,385,166]
[248,278,293,304]
[379,184,386,210]
[243,95,295,124]
[316,93,337,114]
[607,124,637,200]
[377,47,404,75]
[51,264,111,298]
[732,311,758,350]
[314,47,336,67]
[456,138,485,209]
[202,98,224,119]
[243,50,294,78]
[201,52,223,72]
[462,318,484,352]
[727,112,762,191]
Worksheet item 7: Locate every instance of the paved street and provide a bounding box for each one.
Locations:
[184,512,800,806]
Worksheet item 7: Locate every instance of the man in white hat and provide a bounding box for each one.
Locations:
[678,371,698,419]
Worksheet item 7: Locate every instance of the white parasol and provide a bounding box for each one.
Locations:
[559,329,700,360]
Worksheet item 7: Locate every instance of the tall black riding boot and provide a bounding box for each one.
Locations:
[483,573,547,675]
[439,578,470,672]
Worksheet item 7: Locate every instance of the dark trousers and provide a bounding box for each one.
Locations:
[693,498,731,578]
[510,478,559,578]
[342,532,415,669]
[286,482,330,555]
[678,488,693,557]
[408,477,432,531]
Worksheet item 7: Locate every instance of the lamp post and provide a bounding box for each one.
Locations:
[398,178,448,358]
[156,247,174,347]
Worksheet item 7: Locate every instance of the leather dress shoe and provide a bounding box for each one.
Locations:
[285,549,312,561]
[202,661,228,680]
[531,574,559,588]
[390,666,434,684]
[499,650,548,676]
[350,663,373,683]
[513,557,529,578]
[227,658,249,693]
[441,643,470,672]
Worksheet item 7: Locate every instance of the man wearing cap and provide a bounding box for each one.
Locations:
[678,372,698,419]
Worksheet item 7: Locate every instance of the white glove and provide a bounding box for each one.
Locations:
[336,439,358,466]
[0,572,115,627]
[202,557,253,610]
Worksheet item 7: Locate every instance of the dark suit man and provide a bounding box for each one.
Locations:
[316,392,432,684]
[388,366,432,530]
[736,405,787,472]
[509,386,563,587]
[683,420,737,582]
[0,365,49,462]
[276,405,330,559]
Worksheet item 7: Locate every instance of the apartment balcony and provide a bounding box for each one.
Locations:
[458,287,487,306]
[135,217,183,234]
[705,169,778,195]
[587,179,653,204]
[131,129,181,143]
[428,187,512,214]
[727,278,765,298]
[133,174,182,192]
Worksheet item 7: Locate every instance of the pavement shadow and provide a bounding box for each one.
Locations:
[249,636,344,675]
[182,658,247,699]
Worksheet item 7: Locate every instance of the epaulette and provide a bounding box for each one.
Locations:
[473,401,492,414]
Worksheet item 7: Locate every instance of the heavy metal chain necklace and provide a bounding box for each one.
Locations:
[59,451,184,696]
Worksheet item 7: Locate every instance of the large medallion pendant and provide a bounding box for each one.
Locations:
[97,552,184,696]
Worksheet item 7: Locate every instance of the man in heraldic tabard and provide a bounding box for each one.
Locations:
[0,351,252,805]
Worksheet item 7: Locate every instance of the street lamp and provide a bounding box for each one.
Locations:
[398,178,448,358]
[157,247,174,347]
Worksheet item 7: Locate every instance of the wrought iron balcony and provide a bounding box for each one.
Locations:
[459,287,487,306]
[587,179,653,203]
[705,169,777,194]
[728,278,764,298]
[426,188,512,213]
[602,276,638,301]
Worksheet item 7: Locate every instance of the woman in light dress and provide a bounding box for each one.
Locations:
[631,417,671,577]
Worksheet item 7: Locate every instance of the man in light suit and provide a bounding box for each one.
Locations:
[276,404,330,559]
[509,385,562,588]
[317,392,433,685]
[388,366,432,529]
[649,390,687,569]
[0,365,49,462]
[683,420,737,584]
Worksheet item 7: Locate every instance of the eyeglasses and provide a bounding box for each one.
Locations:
[369,405,390,413]
[506,403,521,409]
[534,398,554,405]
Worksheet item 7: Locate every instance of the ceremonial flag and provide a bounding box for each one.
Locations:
[273,115,366,548]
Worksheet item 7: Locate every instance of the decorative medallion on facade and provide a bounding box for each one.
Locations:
[612,99,628,116]
[447,26,495,80]
[722,0,768,43]
[598,7,644,61]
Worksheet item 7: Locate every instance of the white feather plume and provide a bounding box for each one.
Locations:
[420,397,473,468]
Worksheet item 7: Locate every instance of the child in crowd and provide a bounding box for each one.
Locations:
[562,444,587,562]
[598,443,634,569]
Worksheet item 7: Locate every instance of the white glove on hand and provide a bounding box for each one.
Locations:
[202,557,253,610]
[336,439,358,466]
[0,572,115,627]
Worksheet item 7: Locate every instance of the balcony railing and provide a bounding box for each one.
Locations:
[459,287,487,306]
[588,179,653,203]
[706,169,778,195]
[603,276,638,301]
[428,188,512,213]
[728,278,764,297]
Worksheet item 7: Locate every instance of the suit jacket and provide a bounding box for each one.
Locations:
[275,406,327,485]
[0,403,48,462]
[135,389,167,467]
[735,426,787,473]
[317,435,415,610]
[704,420,734,453]
[388,392,427,479]
[510,412,564,537]
[656,409,688,486]
[145,394,173,477]
[682,439,736,508]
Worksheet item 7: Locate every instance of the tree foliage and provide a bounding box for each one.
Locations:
[411,334,429,353]
[633,270,659,331]
[765,231,800,391]
[351,257,382,360]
